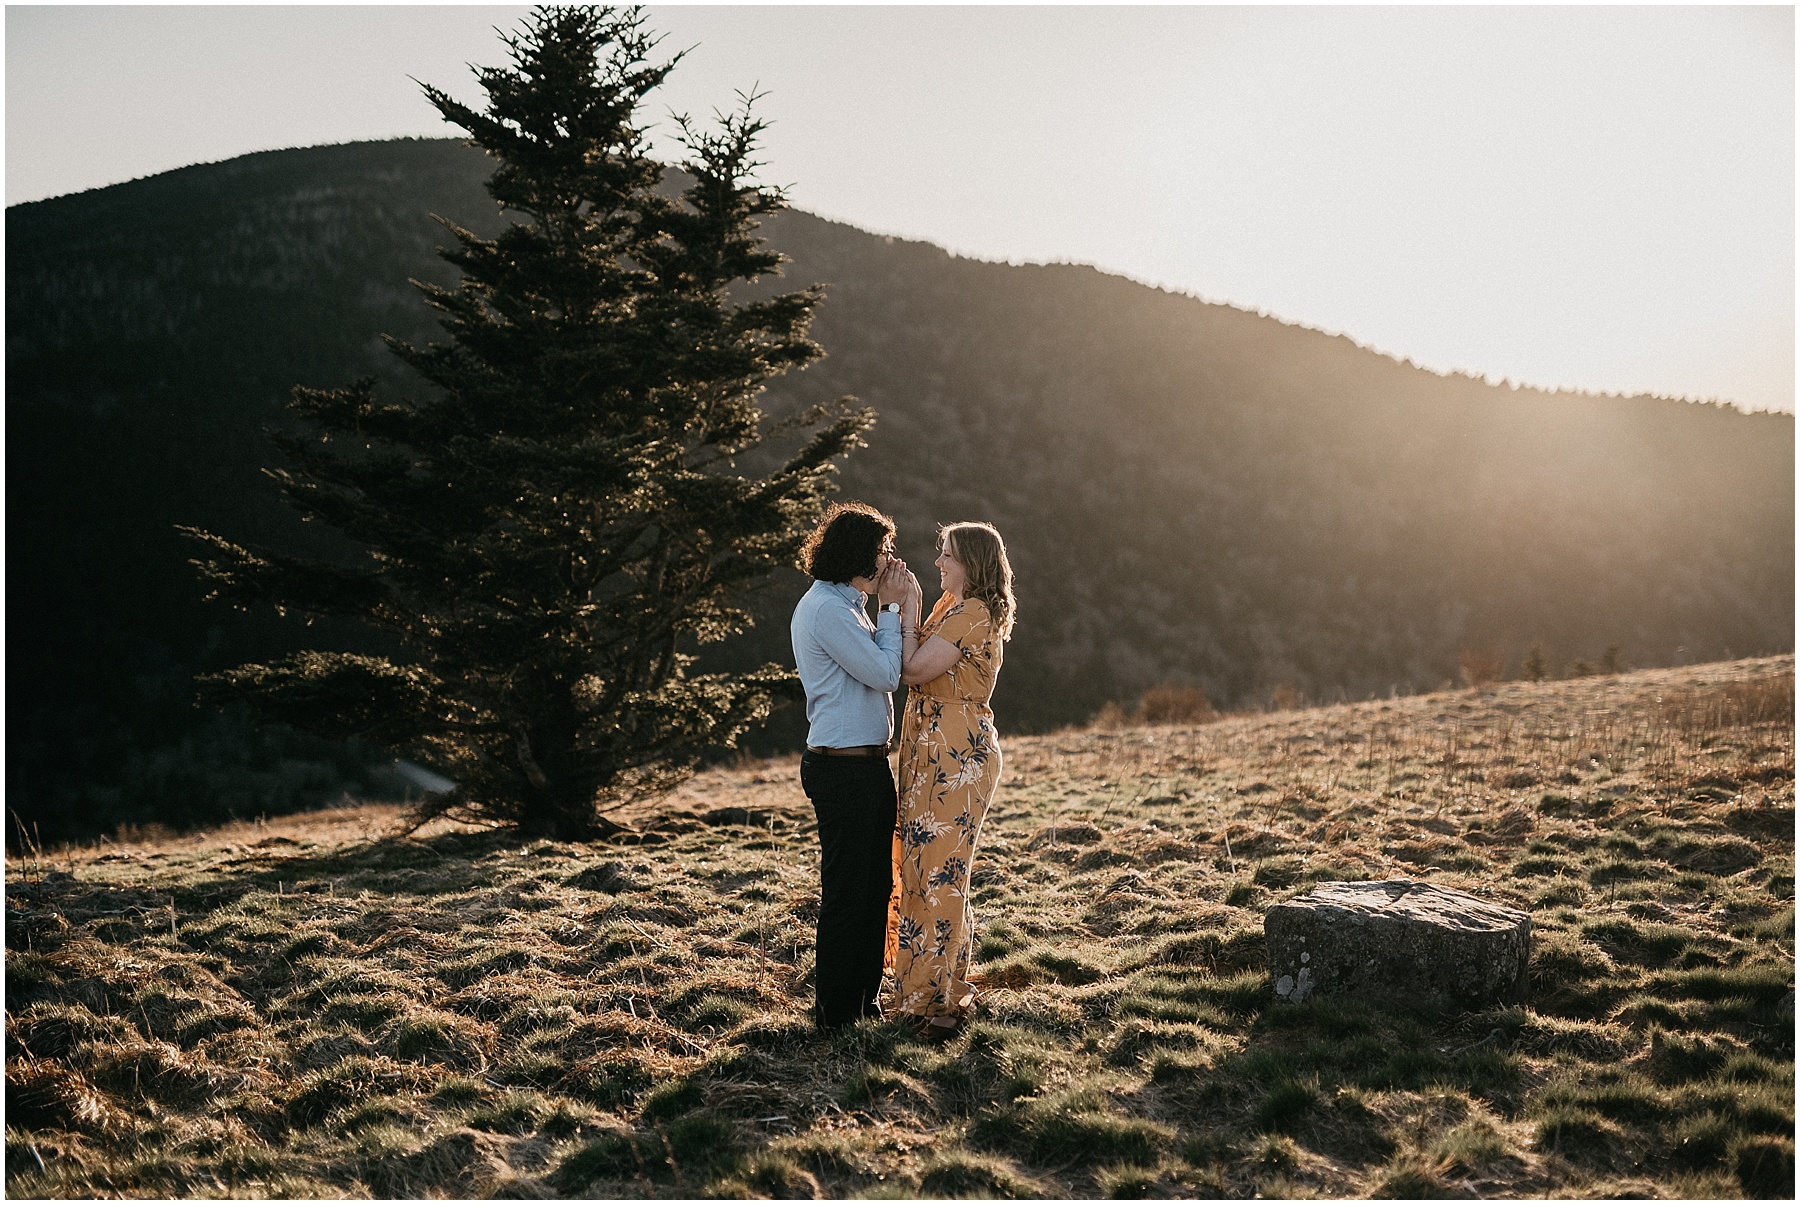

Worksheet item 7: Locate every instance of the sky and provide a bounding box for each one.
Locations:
[6,4,1794,414]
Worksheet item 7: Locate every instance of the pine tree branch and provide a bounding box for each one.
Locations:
[179,528,395,622]
[196,652,476,747]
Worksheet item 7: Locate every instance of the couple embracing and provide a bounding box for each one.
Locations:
[790,502,1016,1041]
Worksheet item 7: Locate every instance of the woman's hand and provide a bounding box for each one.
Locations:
[876,557,910,606]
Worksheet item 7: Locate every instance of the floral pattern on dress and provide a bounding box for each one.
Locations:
[886,594,1004,1020]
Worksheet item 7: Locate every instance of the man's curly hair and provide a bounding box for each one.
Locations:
[799,502,896,584]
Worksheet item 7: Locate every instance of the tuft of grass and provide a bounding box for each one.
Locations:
[1178,1129,1239,1167]
[553,1130,645,1190]
[1249,1132,1298,1173]
[748,1156,824,1198]
[9,1002,135,1059]
[1645,962,1792,1007]
[284,1058,394,1129]
[930,1023,1047,1114]
[1733,1135,1795,1199]
[463,1089,547,1135]
[429,1076,486,1105]
[1538,1069,1667,1126]
[1646,1029,1733,1084]
[1095,1162,1162,1198]
[5,1059,122,1135]
[1533,1104,1616,1159]
[1102,1018,1218,1069]
[841,1064,915,1107]
[384,1010,485,1066]
[1026,946,1107,986]
[1427,1118,1513,1176]
[1223,881,1260,908]
[659,1112,743,1182]
[639,1077,704,1121]
[560,1049,653,1107]
[1254,1076,1319,1134]
[976,920,1028,961]
[1581,917,1702,967]
[319,992,406,1029]
[1372,1152,1449,1199]
[1670,1112,1735,1172]
[972,1088,1173,1168]
[918,1149,1040,1198]
[688,993,754,1029]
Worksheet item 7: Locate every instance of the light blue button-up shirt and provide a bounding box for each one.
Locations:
[791,579,902,748]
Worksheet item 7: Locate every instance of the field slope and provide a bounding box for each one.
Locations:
[6,657,1793,1198]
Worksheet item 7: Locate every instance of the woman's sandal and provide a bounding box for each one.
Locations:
[913,1014,965,1043]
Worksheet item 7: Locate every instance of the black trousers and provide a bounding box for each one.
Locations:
[800,751,896,1027]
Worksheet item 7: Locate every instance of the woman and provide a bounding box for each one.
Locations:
[888,522,1016,1040]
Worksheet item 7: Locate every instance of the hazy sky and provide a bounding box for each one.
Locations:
[7,5,1794,413]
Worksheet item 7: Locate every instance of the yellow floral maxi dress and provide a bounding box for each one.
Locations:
[889,594,1003,1020]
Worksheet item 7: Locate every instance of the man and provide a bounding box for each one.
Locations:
[791,501,918,1028]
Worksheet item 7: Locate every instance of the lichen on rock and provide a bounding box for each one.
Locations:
[1266,879,1530,1009]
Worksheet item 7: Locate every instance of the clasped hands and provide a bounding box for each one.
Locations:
[877,556,923,626]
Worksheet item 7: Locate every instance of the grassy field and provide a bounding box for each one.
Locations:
[6,656,1793,1199]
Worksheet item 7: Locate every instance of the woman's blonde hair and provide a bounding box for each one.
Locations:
[941,521,1016,640]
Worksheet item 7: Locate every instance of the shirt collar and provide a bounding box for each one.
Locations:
[823,580,867,605]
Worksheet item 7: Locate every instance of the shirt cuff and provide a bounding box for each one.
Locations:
[875,608,901,627]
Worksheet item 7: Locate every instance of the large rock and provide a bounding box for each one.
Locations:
[1266,880,1530,1009]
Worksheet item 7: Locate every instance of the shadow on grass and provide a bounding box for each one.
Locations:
[1149,994,1523,1147]
[8,828,527,937]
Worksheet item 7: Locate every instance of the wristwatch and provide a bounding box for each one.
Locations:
[880,601,902,614]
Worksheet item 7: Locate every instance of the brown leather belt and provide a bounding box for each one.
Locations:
[805,744,888,757]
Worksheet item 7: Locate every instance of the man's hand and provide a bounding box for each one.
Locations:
[876,557,909,605]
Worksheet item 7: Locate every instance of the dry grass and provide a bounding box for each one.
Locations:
[7,656,1793,1198]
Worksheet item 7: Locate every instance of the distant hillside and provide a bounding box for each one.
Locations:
[7,138,1792,842]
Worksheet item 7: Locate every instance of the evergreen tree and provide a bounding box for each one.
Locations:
[183,6,872,839]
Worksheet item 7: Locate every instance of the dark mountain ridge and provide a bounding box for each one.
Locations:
[8,137,1791,843]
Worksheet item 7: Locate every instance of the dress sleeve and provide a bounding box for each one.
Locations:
[933,600,993,652]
